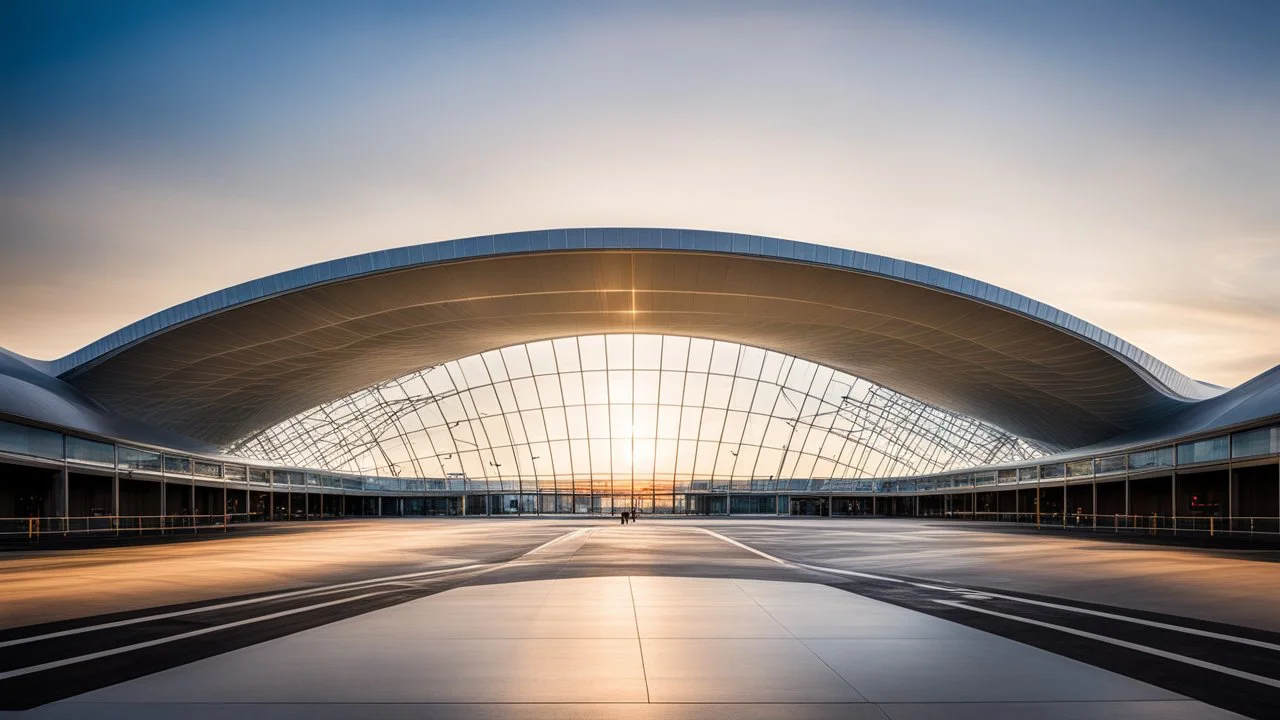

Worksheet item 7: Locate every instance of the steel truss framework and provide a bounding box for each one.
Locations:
[229,335,1042,494]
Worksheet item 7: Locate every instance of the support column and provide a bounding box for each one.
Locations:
[1092,479,1098,530]
[112,444,121,526]
[1228,464,1236,533]
[57,465,69,532]
[1172,473,1178,534]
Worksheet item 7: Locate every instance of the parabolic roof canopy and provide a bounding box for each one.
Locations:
[40,229,1225,452]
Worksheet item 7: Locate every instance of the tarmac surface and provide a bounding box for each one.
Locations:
[1,517,1278,718]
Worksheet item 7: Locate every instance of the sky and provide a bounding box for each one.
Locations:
[1,0,1278,387]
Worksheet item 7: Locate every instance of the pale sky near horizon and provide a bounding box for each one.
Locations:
[2,1,1278,387]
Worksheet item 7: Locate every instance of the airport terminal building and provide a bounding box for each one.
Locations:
[3,228,1278,534]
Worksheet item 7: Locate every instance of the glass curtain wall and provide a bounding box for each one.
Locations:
[230,335,1041,496]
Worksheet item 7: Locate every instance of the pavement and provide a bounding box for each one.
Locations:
[1,517,1277,718]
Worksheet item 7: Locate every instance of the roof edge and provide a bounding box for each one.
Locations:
[49,228,1225,402]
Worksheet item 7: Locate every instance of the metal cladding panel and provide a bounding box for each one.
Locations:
[35,228,1232,450]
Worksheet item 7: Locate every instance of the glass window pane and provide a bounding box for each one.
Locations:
[0,420,63,460]
[67,436,114,465]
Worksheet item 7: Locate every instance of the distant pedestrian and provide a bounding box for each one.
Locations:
[620,511,626,525]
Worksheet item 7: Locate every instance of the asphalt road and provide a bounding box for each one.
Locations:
[2,517,1279,718]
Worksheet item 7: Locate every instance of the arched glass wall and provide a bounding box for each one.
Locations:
[230,335,1042,497]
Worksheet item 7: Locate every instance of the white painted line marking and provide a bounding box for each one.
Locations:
[691,528,789,565]
[692,526,1280,656]
[0,591,391,681]
[2,527,584,650]
[935,599,1280,690]
[524,527,591,554]
[0,564,486,650]
[795,563,907,583]
[971,590,1280,653]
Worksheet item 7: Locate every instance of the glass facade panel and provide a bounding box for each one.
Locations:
[0,420,63,460]
[1094,455,1126,475]
[194,460,222,478]
[1040,463,1066,479]
[1129,446,1174,470]
[1065,460,1092,478]
[1232,426,1280,459]
[164,454,191,475]
[67,436,114,465]
[119,446,162,472]
[1177,436,1229,465]
[229,335,1043,491]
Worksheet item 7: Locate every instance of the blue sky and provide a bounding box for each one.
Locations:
[1,1,1277,385]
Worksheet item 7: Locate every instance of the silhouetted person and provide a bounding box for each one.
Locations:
[620,511,626,525]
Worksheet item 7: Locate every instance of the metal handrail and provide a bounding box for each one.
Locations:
[0,513,262,539]
[918,511,1280,537]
